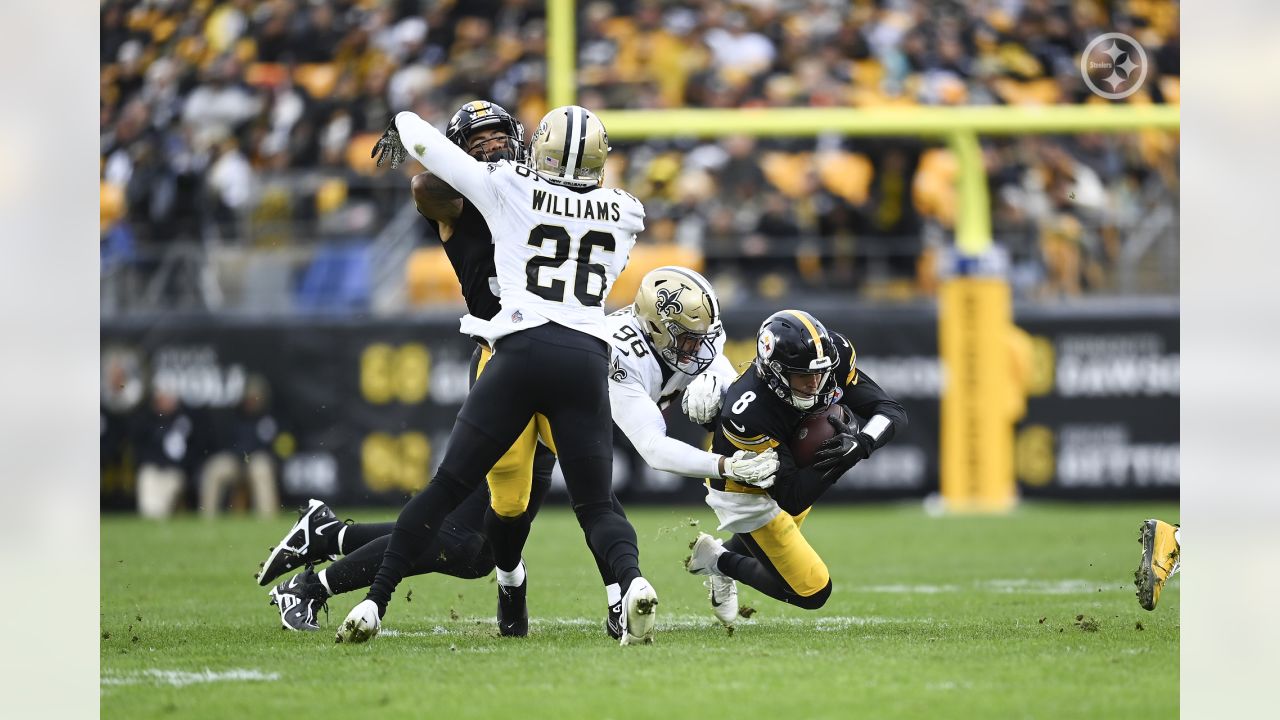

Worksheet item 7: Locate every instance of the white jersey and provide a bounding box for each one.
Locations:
[395,111,643,346]
[605,308,739,479]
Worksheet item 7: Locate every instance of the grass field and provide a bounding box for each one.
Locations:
[101,502,1178,719]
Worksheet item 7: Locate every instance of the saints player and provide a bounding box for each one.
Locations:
[344,104,657,645]
[258,266,779,636]
[258,100,558,633]
[682,310,908,610]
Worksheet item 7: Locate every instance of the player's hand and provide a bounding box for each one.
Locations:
[681,373,727,425]
[813,414,872,482]
[371,118,408,169]
[722,448,779,489]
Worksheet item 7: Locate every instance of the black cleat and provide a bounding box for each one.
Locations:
[497,578,529,637]
[256,499,342,586]
[268,566,330,632]
[605,600,623,640]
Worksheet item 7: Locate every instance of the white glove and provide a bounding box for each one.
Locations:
[722,448,779,489]
[682,373,727,425]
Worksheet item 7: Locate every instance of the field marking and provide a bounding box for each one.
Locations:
[101,668,280,688]
[375,614,935,637]
[850,579,1143,595]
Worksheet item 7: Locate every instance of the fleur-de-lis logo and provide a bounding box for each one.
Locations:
[655,287,684,317]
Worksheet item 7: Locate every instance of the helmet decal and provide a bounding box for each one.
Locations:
[655,286,685,317]
[758,328,775,359]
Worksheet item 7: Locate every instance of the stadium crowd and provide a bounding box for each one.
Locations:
[100,0,1179,302]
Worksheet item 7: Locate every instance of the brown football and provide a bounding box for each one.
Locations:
[790,404,856,468]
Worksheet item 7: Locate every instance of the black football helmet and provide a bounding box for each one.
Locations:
[445,100,526,163]
[754,310,838,412]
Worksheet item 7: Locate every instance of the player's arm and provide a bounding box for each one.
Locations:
[410,171,463,222]
[374,111,501,214]
[614,379,777,484]
[839,369,908,453]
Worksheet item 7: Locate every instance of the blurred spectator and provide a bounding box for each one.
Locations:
[131,387,196,520]
[100,0,1179,303]
[199,374,280,518]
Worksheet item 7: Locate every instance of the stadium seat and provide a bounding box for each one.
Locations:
[605,243,704,309]
[295,242,371,312]
[405,247,466,307]
[293,63,339,99]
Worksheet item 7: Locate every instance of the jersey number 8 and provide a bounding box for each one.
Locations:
[525,224,615,307]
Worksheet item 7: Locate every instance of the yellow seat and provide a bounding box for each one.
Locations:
[605,243,704,309]
[405,247,465,307]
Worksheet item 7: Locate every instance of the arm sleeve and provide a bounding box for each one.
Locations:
[611,380,723,479]
[839,370,908,451]
[706,352,740,386]
[395,111,501,214]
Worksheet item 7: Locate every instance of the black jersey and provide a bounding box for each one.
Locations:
[425,199,501,321]
[710,331,907,487]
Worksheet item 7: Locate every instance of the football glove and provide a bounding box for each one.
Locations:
[682,373,728,425]
[722,448,779,489]
[371,118,408,169]
[812,413,873,483]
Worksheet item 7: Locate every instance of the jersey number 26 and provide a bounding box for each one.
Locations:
[525,224,615,307]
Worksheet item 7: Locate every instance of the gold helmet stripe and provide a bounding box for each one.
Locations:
[783,309,825,360]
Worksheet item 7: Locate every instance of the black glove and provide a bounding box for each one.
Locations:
[812,413,873,482]
[371,118,408,169]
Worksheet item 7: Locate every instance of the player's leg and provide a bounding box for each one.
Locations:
[481,417,540,636]
[697,511,831,610]
[532,326,653,644]
[360,334,539,624]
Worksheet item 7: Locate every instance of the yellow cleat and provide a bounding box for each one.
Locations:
[1134,519,1180,611]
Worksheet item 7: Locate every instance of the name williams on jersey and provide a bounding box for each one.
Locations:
[532,189,622,222]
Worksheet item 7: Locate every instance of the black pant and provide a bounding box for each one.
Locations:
[367,323,642,612]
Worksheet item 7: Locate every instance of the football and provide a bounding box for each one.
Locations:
[789,404,856,468]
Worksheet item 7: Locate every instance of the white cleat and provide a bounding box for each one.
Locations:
[707,575,739,628]
[335,599,381,644]
[619,577,658,646]
[685,532,725,576]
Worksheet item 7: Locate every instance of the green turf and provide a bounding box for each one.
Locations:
[101,502,1178,719]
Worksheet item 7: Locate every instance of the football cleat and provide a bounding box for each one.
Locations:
[497,578,529,638]
[256,499,342,586]
[335,599,382,644]
[707,575,739,628]
[605,600,623,640]
[268,567,330,632]
[619,577,658,646]
[685,532,726,576]
[1135,518,1180,611]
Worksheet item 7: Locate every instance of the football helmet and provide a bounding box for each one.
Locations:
[528,105,609,187]
[755,310,838,411]
[445,100,526,163]
[634,267,722,376]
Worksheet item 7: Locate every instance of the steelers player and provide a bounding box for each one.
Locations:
[345,104,657,645]
[683,310,907,610]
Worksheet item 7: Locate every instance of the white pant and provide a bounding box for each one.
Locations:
[137,464,185,519]
[199,451,279,518]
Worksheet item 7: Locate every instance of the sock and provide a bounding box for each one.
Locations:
[316,568,334,596]
[337,522,396,555]
[495,560,526,588]
[605,583,621,607]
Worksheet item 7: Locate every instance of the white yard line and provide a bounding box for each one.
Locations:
[101,668,280,688]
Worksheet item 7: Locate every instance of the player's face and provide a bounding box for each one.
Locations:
[674,332,701,362]
[788,371,825,397]
[466,129,513,161]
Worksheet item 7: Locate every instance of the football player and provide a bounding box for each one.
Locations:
[1134,518,1180,611]
[343,104,657,645]
[682,310,908,611]
[258,266,779,636]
